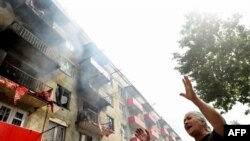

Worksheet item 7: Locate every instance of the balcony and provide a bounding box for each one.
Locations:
[144,113,157,127]
[80,58,110,90]
[9,0,65,46]
[148,128,159,140]
[0,23,60,75]
[76,110,113,137]
[77,82,111,111]
[158,118,170,129]
[0,121,42,141]
[160,127,169,137]
[0,63,52,108]
[128,116,146,130]
[123,85,141,97]
[9,22,60,61]
[169,134,176,141]
[143,102,154,112]
[127,98,143,113]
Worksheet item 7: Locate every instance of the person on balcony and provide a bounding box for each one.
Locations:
[135,75,226,141]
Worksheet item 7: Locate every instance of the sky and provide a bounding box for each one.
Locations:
[56,0,250,141]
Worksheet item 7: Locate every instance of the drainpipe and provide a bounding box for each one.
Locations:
[42,103,49,132]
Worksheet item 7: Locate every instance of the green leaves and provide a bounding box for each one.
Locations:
[174,12,250,114]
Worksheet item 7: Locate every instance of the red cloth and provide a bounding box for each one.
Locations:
[14,86,28,104]
[0,76,18,89]
[0,121,42,141]
[5,79,18,89]
[0,77,6,85]
[37,90,54,112]
[0,76,26,104]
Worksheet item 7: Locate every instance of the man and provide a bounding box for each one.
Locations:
[135,76,226,141]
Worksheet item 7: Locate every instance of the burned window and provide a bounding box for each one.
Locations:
[106,115,114,131]
[104,95,113,106]
[55,85,70,109]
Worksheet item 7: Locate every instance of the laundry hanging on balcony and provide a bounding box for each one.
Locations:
[0,75,28,104]
[0,75,53,111]
[14,85,29,104]
[36,89,54,112]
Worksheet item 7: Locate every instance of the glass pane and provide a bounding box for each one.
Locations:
[81,135,86,141]
[0,106,11,122]
[12,119,22,126]
[55,126,64,141]
[46,122,56,141]
[11,112,24,126]
[15,112,23,120]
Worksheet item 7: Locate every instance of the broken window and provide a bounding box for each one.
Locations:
[106,115,114,131]
[55,84,70,109]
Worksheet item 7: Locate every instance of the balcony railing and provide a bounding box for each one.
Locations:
[148,128,159,140]
[144,113,157,127]
[128,116,146,130]
[80,58,110,90]
[77,109,99,124]
[0,62,51,92]
[9,22,59,61]
[160,127,170,137]
[77,84,111,111]
[127,97,143,113]
[76,110,114,137]
[0,62,53,108]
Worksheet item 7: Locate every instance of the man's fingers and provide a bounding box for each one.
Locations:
[135,128,143,135]
[182,78,186,85]
[179,93,186,98]
[184,75,192,87]
[135,134,140,138]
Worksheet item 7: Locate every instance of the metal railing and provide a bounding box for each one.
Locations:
[0,62,52,92]
[77,109,99,124]
[9,22,59,61]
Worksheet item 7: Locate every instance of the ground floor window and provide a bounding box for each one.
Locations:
[0,102,26,126]
[45,121,66,141]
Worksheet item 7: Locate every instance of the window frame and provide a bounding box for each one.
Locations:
[59,56,75,77]
[45,121,66,141]
[119,103,126,117]
[0,102,27,127]
[106,115,114,131]
[55,84,71,109]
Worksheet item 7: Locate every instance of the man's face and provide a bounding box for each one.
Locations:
[184,113,204,137]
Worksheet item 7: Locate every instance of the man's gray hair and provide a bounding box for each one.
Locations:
[186,111,211,132]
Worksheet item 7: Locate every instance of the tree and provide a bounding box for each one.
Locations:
[173,12,250,114]
[230,120,240,125]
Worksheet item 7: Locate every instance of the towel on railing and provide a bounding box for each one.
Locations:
[36,89,54,112]
[0,75,28,104]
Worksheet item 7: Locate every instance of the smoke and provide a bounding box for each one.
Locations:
[0,0,15,31]
[0,0,110,111]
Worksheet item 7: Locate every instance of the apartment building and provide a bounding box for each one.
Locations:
[0,0,182,141]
